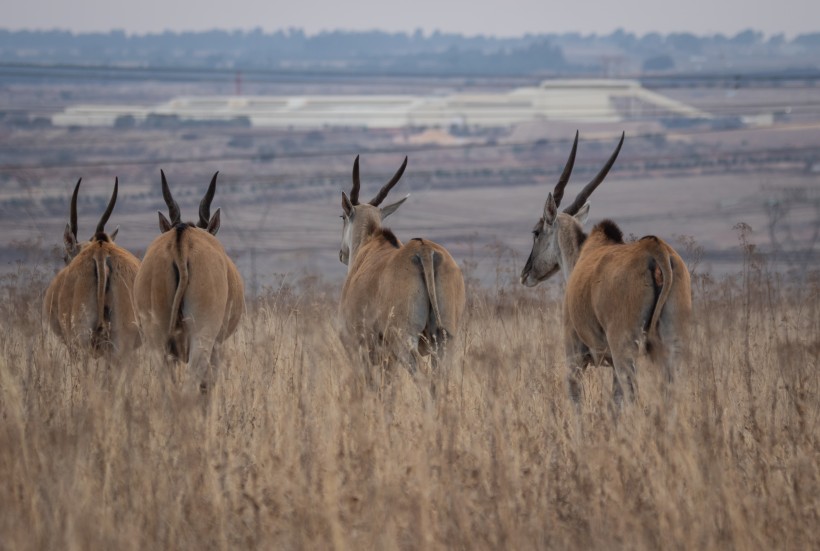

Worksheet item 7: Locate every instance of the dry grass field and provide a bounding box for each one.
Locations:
[0,239,818,550]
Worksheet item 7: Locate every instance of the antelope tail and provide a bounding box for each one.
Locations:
[168,227,190,359]
[417,248,444,331]
[646,240,674,357]
[92,252,109,353]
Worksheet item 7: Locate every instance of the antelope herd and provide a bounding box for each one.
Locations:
[43,132,692,404]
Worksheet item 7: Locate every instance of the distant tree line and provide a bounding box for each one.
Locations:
[0,27,818,76]
[0,28,566,74]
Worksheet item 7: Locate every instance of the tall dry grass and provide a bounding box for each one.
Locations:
[0,250,818,550]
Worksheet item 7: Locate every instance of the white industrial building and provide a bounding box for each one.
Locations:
[52,79,710,128]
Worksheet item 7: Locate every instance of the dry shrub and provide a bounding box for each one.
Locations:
[0,260,817,550]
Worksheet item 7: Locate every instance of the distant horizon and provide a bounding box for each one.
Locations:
[4,0,819,40]
[1,25,817,40]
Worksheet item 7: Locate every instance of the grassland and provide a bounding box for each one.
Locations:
[0,242,817,550]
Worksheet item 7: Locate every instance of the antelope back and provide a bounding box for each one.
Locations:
[44,237,140,358]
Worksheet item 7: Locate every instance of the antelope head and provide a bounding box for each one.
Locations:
[339,155,408,266]
[521,131,624,286]
[62,177,120,264]
[157,170,221,235]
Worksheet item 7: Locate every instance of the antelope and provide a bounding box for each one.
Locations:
[339,156,465,376]
[520,132,692,406]
[43,178,141,360]
[133,171,244,391]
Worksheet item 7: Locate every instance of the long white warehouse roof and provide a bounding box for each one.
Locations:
[52,79,710,128]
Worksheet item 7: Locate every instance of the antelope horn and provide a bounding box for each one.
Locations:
[69,177,81,239]
[369,156,408,207]
[563,132,625,215]
[350,155,361,206]
[160,169,181,225]
[552,130,579,209]
[95,177,118,235]
[198,172,218,228]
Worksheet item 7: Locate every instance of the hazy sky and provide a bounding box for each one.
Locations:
[4,0,819,38]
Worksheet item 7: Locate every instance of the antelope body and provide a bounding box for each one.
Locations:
[43,178,141,360]
[520,132,692,405]
[339,156,465,371]
[134,171,244,389]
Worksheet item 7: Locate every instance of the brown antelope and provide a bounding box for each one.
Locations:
[43,178,141,360]
[339,156,466,375]
[520,132,692,406]
[133,171,244,391]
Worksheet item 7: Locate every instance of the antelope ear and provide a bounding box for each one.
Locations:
[158,211,172,233]
[543,193,558,225]
[207,208,221,235]
[342,192,354,217]
[380,194,408,220]
[110,225,119,241]
[63,223,79,261]
[574,203,590,225]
